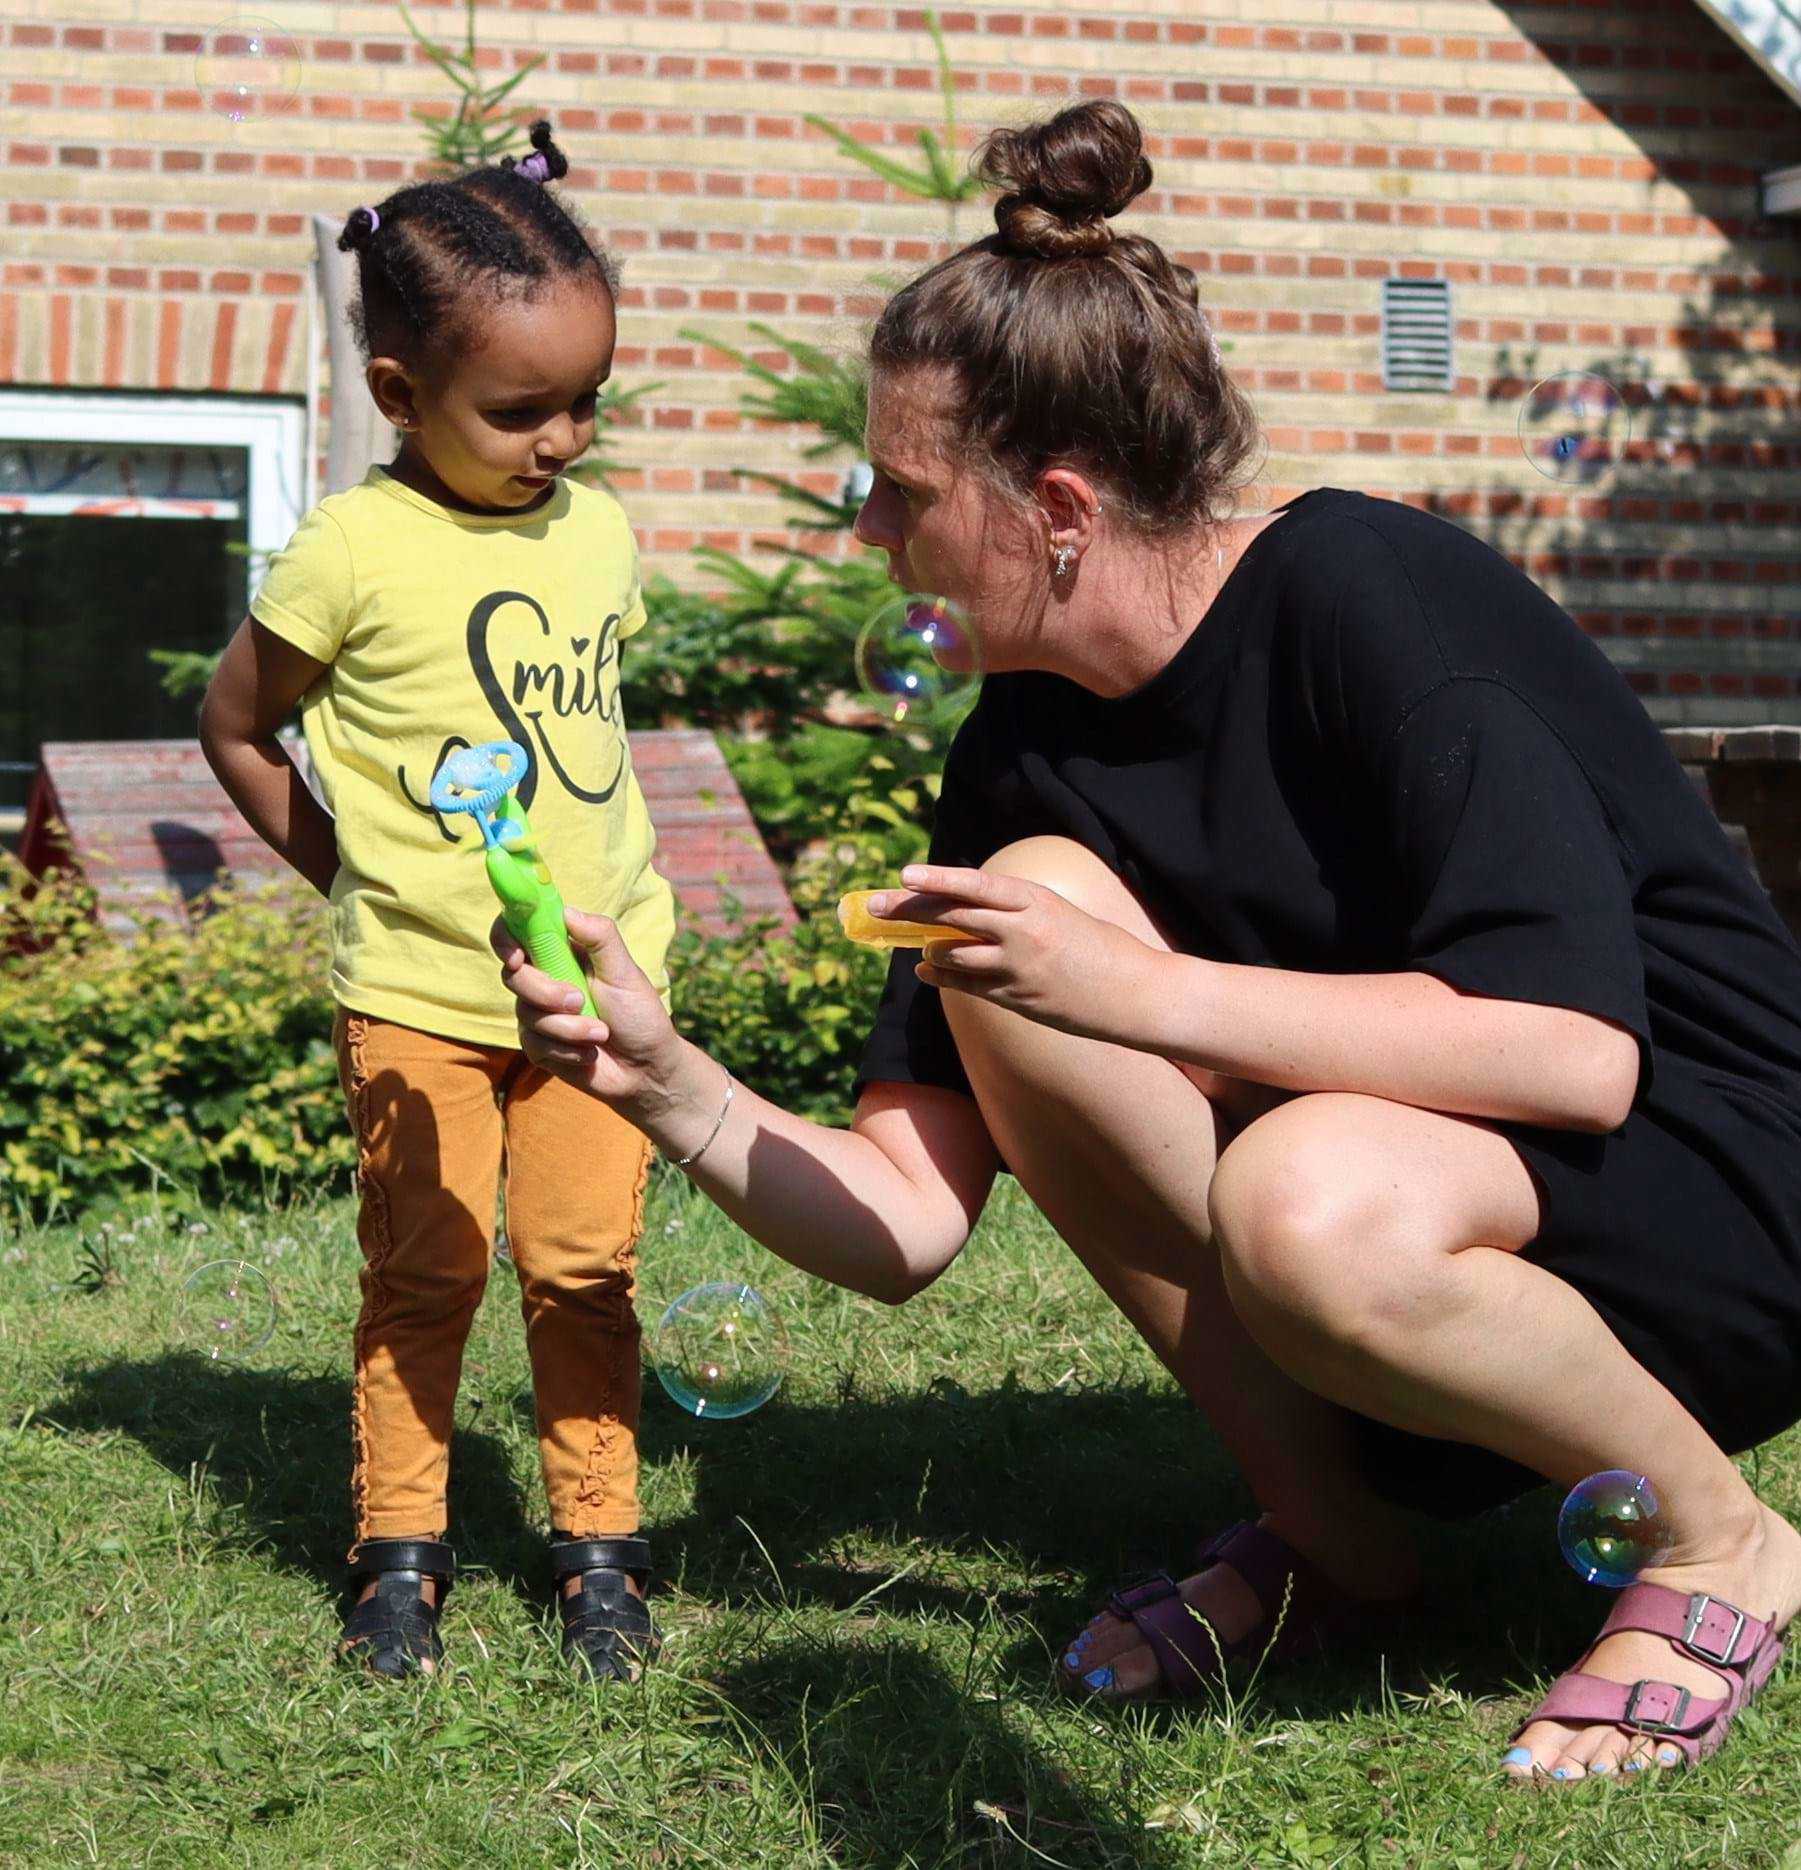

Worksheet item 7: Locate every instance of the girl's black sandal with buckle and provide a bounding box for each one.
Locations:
[551,1534,658,1683]
[338,1538,455,1679]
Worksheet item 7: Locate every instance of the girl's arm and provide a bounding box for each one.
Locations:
[498,910,1003,1303]
[198,618,340,899]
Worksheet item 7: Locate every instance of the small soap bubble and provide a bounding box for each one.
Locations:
[178,1260,277,1360]
[196,17,302,122]
[1517,371,1632,483]
[1557,1469,1673,1588]
[650,1282,788,1420]
[854,593,981,726]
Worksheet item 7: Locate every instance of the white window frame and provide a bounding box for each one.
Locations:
[0,389,305,599]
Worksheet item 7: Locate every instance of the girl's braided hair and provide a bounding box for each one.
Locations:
[335,121,617,369]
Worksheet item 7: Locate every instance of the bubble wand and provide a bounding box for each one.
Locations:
[429,740,595,1016]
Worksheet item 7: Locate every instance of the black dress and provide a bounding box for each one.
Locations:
[856,486,1801,1514]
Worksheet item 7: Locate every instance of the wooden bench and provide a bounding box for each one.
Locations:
[18,732,795,938]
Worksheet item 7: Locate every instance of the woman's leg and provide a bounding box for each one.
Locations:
[336,1013,504,1623]
[938,839,1424,1695]
[1207,1091,1801,1777]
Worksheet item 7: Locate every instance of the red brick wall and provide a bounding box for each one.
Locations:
[5,0,1800,722]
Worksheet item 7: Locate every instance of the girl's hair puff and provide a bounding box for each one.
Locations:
[335,121,618,371]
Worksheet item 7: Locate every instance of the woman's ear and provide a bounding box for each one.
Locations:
[1037,466,1104,557]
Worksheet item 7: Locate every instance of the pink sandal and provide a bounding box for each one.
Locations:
[1066,1520,1417,1699]
[1511,1582,1786,1768]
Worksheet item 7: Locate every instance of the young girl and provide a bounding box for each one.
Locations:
[200,122,673,1683]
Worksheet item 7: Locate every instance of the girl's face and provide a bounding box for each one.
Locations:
[854,367,1044,677]
[373,275,617,515]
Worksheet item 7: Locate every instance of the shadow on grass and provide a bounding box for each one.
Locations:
[709,1630,1195,1870]
[50,1354,1595,1719]
[44,1354,544,1596]
[629,1374,1594,1720]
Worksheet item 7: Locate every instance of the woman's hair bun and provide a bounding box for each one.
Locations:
[975,99,1153,259]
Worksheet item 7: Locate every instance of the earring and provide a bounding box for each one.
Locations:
[1052,545,1074,578]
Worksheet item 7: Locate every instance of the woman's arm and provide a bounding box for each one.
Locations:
[198,618,340,899]
[498,909,1002,1302]
[887,868,1641,1136]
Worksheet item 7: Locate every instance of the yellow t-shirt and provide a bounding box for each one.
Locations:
[251,465,675,1049]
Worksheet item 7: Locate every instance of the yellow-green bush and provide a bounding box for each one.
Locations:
[1,841,897,1216]
[0,856,349,1212]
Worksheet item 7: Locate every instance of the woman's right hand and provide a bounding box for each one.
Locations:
[491,906,682,1112]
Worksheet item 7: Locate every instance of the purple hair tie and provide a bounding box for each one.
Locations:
[359,205,380,234]
[515,151,553,184]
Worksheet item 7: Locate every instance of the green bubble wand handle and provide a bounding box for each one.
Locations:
[429,740,595,1018]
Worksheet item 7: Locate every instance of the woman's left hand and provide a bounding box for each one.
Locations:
[871,863,1162,1043]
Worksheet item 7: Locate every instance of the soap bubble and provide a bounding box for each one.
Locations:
[650,1282,788,1420]
[1517,371,1632,483]
[178,1260,277,1360]
[854,594,981,726]
[196,17,302,122]
[1557,1470,1673,1587]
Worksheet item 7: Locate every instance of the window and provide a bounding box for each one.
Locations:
[0,390,303,818]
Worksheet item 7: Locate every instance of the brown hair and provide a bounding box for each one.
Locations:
[869,100,1261,535]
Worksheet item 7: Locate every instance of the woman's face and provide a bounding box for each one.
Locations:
[373,276,617,515]
[854,367,1042,675]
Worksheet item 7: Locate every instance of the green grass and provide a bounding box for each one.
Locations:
[1,1174,1799,1868]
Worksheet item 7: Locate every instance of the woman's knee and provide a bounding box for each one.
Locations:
[1207,1098,1447,1342]
[981,837,1163,943]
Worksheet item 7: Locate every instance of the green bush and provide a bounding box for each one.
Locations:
[0,856,349,1214]
[0,837,907,1213]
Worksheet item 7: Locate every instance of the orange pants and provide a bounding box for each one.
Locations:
[334,1010,653,1548]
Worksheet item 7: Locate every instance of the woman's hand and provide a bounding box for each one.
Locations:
[491,907,683,1115]
[873,863,1165,1044]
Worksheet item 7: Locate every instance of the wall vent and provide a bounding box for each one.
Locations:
[1381,278,1454,392]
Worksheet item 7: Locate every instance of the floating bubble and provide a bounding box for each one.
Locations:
[178,1259,277,1360]
[195,17,302,122]
[650,1282,788,1420]
[1557,1469,1673,1588]
[1517,371,1632,484]
[854,593,981,726]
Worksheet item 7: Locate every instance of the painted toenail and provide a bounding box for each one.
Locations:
[1082,1666,1114,1692]
[1658,1748,1680,1766]
[1500,1748,1533,1769]
[1062,1649,1083,1671]
[1552,1767,1573,1780]
[1623,1760,1646,1773]
[1590,1759,1615,1775]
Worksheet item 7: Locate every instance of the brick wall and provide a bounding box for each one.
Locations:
[5,0,1800,722]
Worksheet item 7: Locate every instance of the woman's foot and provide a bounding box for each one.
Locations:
[1060,1511,1421,1699]
[1504,1500,1801,1782]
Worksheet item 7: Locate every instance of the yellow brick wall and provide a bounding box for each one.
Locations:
[4,0,1800,719]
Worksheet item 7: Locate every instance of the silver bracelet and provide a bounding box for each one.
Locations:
[671,1071,734,1170]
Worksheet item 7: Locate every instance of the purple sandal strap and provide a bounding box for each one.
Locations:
[1107,1574,1243,1693]
[1529,1670,1724,1739]
[1197,1520,1348,1638]
[1597,1584,1772,1668]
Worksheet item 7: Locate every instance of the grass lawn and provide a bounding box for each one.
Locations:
[1,1169,1798,1868]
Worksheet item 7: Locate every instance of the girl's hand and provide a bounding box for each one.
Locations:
[873,863,1165,1044]
[491,907,682,1113]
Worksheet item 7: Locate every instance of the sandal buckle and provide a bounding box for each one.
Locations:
[1681,1593,1746,1666]
[1623,1679,1692,1733]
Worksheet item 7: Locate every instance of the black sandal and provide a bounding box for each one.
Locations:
[551,1535,658,1683]
[338,1538,455,1679]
